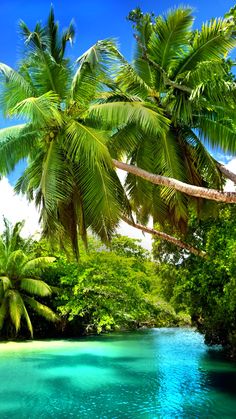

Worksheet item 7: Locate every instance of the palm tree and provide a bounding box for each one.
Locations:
[0,7,132,259]
[90,6,236,233]
[0,7,236,257]
[0,219,58,338]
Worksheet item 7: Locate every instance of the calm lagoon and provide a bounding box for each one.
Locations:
[0,328,236,418]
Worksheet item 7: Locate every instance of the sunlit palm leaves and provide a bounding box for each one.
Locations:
[0,8,131,257]
[0,220,57,337]
[0,5,236,250]
[101,7,236,231]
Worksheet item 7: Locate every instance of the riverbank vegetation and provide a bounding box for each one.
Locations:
[0,220,190,339]
[0,5,236,357]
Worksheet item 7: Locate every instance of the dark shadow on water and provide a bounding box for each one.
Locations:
[204,347,236,363]
[20,353,145,368]
[206,370,236,397]
[18,353,159,393]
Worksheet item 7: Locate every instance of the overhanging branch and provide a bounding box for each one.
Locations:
[122,216,206,258]
[113,159,236,203]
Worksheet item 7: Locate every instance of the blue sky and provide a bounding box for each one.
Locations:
[1,0,235,67]
[0,0,236,183]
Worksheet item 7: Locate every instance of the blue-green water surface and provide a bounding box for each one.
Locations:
[0,328,236,418]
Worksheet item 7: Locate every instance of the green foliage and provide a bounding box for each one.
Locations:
[154,206,236,356]
[0,9,131,260]
[110,6,236,232]
[110,235,149,260]
[56,252,178,334]
[0,6,236,259]
[39,235,182,335]
[0,220,58,338]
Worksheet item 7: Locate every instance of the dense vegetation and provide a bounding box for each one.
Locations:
[0,5,236,359]
[153,205,236,357]
[0,224,189,339]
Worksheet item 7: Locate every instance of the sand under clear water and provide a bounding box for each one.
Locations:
[0,328,236,418]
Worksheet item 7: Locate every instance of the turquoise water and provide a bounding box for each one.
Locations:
[0,328,236,418]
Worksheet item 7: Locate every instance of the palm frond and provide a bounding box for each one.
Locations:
[0,124,39,175]
[109,124,143,159]
[20,278,52,297]
[71,39,117,103]
[23,51,71,98]
[22,256,55,275]
[22,304,33,337]
[39,140,74,215]
[0,63,35,114]
[113,48,156,98]
[6,250,26,277]
[9,91,62,127]
[183,128,223,188]
[24,296,58,322]
[183,60,226,88]
[174,18,236,76]
[46,5,75,63]
[0,300,8,330]
[65,120,112,168]
[14,149,45,198]
[0,276,12,292]
[7,290,24,333]
[60,20,75,60]
[89,101,169,135]
[132,12,154,84]
[148,7,193,74]
[19,19,48,52]
[74,161,123,241]
[197,113,236,153]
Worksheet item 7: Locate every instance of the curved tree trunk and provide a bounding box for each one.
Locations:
[122,216,206,258]
[113,160,236,203]
[217,163,236,184]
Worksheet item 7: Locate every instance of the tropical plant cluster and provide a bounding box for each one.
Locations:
[153,205,236,357]
[0,222,187,339]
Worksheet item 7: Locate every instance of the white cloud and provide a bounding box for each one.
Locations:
[0,177,40,238]
[118,220,152,250]
[116,168,153,250]
[0,176,153,249]
[224,158,236,192]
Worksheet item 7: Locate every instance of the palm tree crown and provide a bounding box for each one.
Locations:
[0,7,130,259]
[93,7,236,230]
[0,219,58,337]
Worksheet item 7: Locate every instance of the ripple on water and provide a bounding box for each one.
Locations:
[0,328,236,418]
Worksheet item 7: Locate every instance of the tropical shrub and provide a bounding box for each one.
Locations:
[56,252,180,334]
[0,220,58,338]
[154,206,236,356]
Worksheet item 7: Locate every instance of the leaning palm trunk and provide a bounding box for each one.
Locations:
[122,216,206,257]
[114,160,236,203]
[217,164,236,184]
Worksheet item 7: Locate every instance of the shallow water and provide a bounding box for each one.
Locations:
[0,328,236,418]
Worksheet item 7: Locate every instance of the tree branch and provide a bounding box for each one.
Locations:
[122,216,206,258]
[113,159,236,203]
